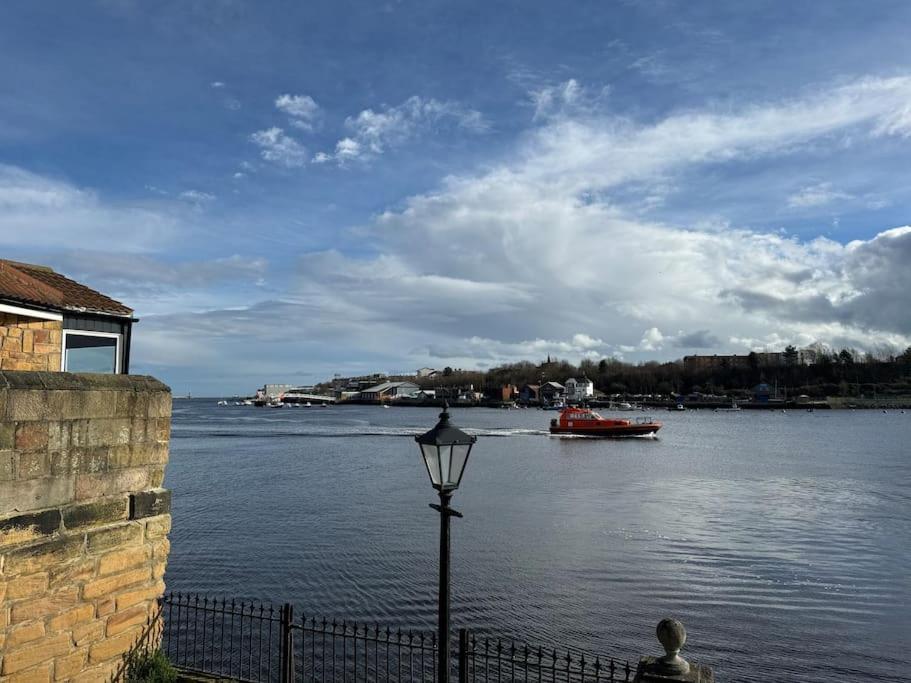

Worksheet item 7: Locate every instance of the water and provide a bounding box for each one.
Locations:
[164,402,911,681]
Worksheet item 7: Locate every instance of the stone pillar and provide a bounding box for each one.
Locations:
[0,371,171,682]
[634,618,714,682]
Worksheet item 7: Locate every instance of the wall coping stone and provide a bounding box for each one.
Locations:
[0,371,169,392]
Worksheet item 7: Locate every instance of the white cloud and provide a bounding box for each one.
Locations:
[275,93,320,130]
[250,127,308,167]
[639,327,665,351]
[787,182,850,208]
[210,81,226,88]
[314,95,487,164]
[530,79,609,121]
[0,164,177,251]
[282,76,911,364]
[178,189,215,203]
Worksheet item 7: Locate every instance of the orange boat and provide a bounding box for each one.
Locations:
[549,407,662,437]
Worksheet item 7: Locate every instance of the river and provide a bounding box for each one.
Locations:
[163,401,910,681]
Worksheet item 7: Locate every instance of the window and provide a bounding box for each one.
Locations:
[63,331,120,373]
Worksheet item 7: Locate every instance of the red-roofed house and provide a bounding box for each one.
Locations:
[0,260,135,373]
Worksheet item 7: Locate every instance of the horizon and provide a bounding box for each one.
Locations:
[2,1,910,395]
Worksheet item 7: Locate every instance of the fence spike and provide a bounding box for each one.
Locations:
[594,657,601,672]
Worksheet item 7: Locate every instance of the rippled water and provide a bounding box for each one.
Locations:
[163,402,911,681]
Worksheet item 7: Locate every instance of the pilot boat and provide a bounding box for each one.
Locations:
[549,407,662,437]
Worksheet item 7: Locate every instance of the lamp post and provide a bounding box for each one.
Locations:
[415,402,477,683]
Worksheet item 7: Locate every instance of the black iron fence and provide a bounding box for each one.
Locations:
[153,592,634,683]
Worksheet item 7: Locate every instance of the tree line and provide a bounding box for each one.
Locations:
[420,346,911,399]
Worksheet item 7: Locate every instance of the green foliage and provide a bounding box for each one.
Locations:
[126,650,177,683]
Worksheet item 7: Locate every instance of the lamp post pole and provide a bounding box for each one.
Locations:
[437,490,453,683]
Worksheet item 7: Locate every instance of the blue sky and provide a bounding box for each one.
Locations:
[1,0,910,395]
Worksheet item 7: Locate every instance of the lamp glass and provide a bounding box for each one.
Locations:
[447,443,471,488]
[421,443,443,487]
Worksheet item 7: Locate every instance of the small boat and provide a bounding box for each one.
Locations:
[669,403,685,411]
[549,407,661,437]
[715,400,741,413]
[216,400,228,406]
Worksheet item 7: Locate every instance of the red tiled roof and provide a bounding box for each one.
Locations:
[0,260,133,317]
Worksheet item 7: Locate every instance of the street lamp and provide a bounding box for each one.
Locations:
[415,402,476,683]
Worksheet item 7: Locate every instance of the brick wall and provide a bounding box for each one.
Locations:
[0,372,171,682]
[0,316,63,372]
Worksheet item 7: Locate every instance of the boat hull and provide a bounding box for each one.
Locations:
[550,424,661,437]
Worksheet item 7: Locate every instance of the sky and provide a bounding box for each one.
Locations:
[1,0,910,395]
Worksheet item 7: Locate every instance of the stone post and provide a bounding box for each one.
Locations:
[634,618,714,682]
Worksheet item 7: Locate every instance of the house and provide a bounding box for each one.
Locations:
[564,376,594,402]
[519,384,540,402]
[0,259,134,373]
[359,381,420,402]
[539,381,565,403]
[416,367,438,378]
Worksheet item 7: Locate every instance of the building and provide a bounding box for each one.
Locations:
[416,367,438,378]
[519,384,540,402]
[263,383,295,398]
[564,376,594,402]
[683,352,784,373]
[358,381,420,402]
[539,381,565,403]
[0,259,134,373]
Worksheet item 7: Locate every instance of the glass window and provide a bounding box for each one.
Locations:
[64,334,119,373]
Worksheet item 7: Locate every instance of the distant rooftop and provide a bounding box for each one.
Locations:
[0,259,133,318]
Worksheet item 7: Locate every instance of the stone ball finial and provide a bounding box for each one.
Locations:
[654,618,690,675]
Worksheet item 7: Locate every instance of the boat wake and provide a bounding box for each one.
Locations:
[175,426,551,439]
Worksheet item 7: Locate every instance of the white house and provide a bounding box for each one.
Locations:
[564,377,594,402]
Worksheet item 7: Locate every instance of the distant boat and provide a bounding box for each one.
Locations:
[216,400,228,406]
[669,403,685,411]
[715,400,741,412]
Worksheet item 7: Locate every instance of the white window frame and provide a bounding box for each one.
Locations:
[61,330,122,374]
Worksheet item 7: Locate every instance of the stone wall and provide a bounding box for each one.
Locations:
[0,372,171,682]
[0,316,63,372]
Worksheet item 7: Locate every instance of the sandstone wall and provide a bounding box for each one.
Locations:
[0,372,171,682]
[0,317,63,373]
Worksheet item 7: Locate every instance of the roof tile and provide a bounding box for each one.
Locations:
[0,260,133,317]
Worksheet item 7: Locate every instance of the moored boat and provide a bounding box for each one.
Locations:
[549,407,661,437]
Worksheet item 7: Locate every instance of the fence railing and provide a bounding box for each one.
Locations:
[460,630,632,682]
[153,592,635,682]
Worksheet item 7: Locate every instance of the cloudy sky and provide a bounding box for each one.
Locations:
[1,1,910,395]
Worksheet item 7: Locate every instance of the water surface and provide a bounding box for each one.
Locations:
[164,402,911,681]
